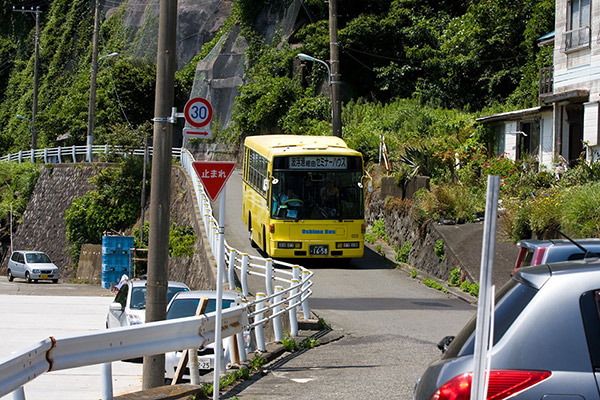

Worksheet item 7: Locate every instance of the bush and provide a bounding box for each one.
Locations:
[395,241,412,263]
[65,157,148,264]
[434,239,445,260]
[560,182,600,238]
[460,281,479,297]
[411,182,484,224]
[448,267,461,287]
[371,218,389,241]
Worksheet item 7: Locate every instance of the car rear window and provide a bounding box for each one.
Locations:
[167,287,189,304]
[167,298,235,320]
[442,278,538,360]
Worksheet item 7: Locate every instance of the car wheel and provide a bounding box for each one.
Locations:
[7,269,13,282]
[25,272,32,283]
[52,279,58,284]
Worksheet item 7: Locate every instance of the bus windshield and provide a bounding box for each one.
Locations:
[271,170,364,220]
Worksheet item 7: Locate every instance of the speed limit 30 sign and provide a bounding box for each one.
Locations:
[184,97,213,128]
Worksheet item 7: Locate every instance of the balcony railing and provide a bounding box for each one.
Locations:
[539,66,553,98]
[563,25,591,52]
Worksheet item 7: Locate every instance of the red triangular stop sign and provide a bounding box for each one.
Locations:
[192,161,236,202]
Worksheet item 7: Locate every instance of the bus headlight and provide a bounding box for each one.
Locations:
[278,242,301,249]
[336,242,360,249]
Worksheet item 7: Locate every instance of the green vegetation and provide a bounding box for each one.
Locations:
[395,241,412,263]
[434,239,445,260]
[371,219,389,242]
[248,354,267,371]
[280,332,320,352]
[460,281,479,297]
[410,268,418,279]
[281,333,299,352]
[0,162,40,231]
[64,157,148,264]
[422,278,448,294]
[448,267,462,287]
[168,224,197,258]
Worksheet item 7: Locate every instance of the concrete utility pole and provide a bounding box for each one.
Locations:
[329,0,342,138]
[142,0,177,389]
[86,0,100,162]
[13,6,42,150]
[87,0,101,163]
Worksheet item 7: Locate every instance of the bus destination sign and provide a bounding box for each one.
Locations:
[289,156,347,170]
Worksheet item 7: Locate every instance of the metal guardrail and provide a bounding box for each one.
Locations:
[0,145,315,398]
[0,307,247,398]
[0,144,183,164]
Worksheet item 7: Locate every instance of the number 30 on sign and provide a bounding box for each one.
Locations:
[184,97,213,128]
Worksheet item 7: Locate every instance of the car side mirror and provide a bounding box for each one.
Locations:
[437,335,455,353]
[110,302,123,312]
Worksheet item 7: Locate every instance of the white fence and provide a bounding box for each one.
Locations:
[0,144,181,164]
[0,145,315,398]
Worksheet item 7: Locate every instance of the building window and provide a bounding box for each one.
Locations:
[564,0,591,51]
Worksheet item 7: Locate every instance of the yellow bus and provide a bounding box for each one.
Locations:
[242,134,368,259]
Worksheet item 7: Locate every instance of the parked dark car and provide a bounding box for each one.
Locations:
[512,238,600,275]
[414,258,600,399]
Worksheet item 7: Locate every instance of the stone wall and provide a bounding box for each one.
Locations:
[366,177,518,287]
[365,188,460,282]
[1,164,102,278]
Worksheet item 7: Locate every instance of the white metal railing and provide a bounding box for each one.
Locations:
[0,145,315,398]
[0,306,247,398]
[0,144,183,164]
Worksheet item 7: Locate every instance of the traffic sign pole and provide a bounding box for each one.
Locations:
[190,161,235,400]
[213,186,226,400]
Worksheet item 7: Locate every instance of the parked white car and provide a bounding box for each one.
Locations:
[106,279,190,329]
[7,250,59,283]
[164,290,248,382]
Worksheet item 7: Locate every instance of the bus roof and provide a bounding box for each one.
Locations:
[244,135,362,159]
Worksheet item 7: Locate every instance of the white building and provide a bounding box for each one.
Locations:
[478,0,600,170]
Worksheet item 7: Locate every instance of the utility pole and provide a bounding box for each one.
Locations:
[329,0,342,138]
[87,0,101,163]
[143,0,177,389]
[13,6,42,150]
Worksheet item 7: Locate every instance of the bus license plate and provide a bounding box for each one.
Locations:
[198,358,212,370]
[309,245,329,256]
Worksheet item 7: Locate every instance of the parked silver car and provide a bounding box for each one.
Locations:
[164,290,245,382]
[7,250,59,283]
[414,258,600,400]
[106,279,189,328]
[513,238,600,274]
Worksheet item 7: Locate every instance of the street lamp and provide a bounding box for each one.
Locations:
[297,52,341,137]
[87,51,118,162]
[298,53,332,85]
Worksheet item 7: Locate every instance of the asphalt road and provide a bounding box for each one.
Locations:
[0,281,142,400]
[217,170,476,399]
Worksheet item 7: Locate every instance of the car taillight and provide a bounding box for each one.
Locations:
[430,370,551,400]
[531,247,547,266]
